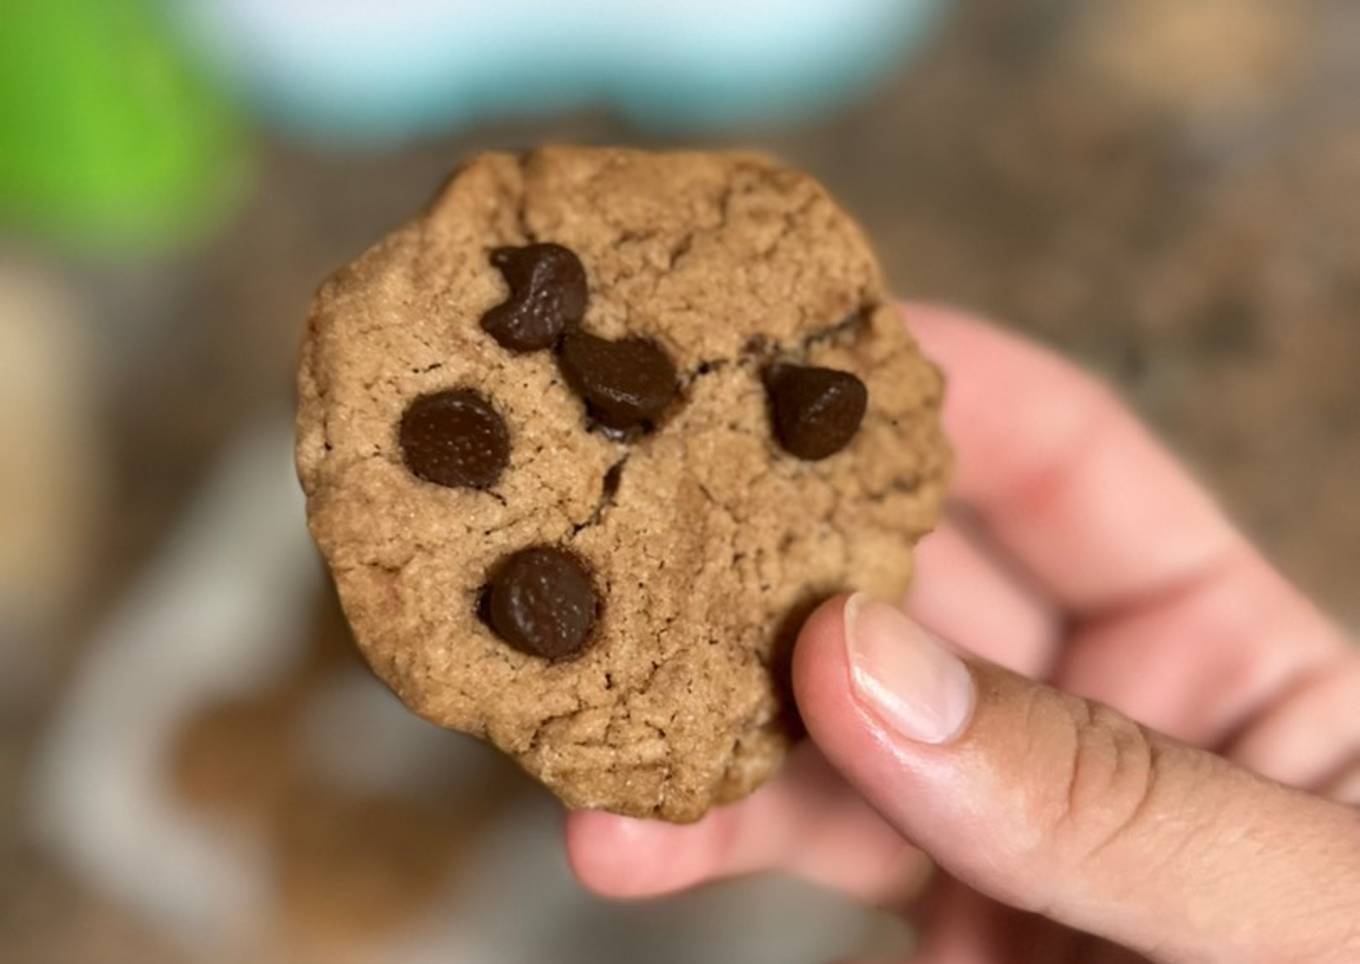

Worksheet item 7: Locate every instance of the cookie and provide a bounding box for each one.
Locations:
[297,147,949,821]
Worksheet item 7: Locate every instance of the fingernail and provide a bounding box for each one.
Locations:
[843,593,975,745]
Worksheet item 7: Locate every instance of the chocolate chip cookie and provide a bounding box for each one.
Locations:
[297,147,949,821]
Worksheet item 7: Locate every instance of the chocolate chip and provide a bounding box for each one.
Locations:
[558,331,678,432]
[480,243,587,352]
[765,364,867,460]
[399,389,509,488]
[482,546,599,660]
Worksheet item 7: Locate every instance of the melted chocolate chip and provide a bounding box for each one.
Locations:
[482,546,599,660]
[558,331,678,432]
[765,364,867,460]
[399,389,510,488]
[480,243,587,351]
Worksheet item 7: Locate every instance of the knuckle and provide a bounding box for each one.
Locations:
[1028,691,1175,867]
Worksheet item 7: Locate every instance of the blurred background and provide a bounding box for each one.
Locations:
[3,1,1358,961]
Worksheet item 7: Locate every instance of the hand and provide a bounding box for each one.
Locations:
[563,305,1360,963]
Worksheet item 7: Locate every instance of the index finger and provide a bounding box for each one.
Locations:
[905,304,1349,745]
[906,303,1242,616]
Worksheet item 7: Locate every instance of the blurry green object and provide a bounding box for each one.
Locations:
[0,0,248,250]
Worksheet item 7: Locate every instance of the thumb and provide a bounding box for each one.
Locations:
[794,594,1360,963]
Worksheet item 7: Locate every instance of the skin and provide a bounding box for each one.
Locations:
[563,305,1360,963]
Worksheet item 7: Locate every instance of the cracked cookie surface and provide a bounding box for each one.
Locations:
[297,147,949,821]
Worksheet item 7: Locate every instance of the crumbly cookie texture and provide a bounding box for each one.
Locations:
[297,147,949,822]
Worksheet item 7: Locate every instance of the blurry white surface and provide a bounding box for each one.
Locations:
[30,418,316,942]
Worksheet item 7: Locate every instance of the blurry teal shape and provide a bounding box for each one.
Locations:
[0,0,249,250]
[174,0,950,143]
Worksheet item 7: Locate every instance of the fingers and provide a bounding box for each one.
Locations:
[905,302,1241,618]
[1056,549,1351,747]
[1324,764,1360,806]
[1225,657,1360,791]
[906,303,1353,747]
[565,742,930,905]
[796,595,1360,963]
[907,517,1060,679]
